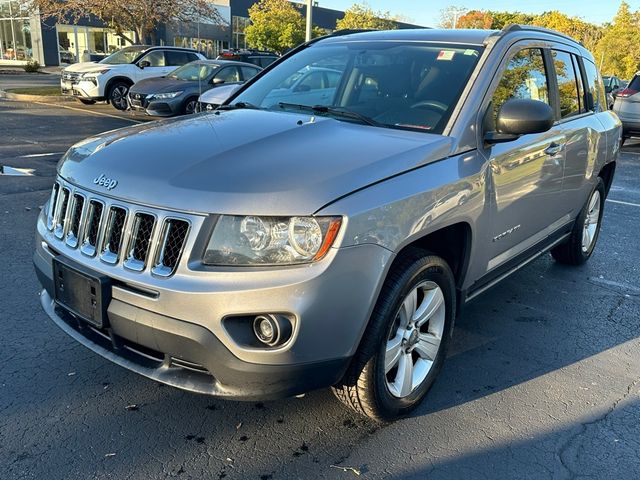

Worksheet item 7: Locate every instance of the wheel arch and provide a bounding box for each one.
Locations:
[104,76,134,97]
[598,161,616,197]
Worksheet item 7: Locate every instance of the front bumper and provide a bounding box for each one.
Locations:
[34,217,392,399]
[129,92,182,117]
[61,79,103,100]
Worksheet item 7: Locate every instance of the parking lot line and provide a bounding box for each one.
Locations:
[32,101,143,124]
[606,198,640,208]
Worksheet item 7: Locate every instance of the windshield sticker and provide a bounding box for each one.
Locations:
[437,50,455,61]
[464,49,478,56]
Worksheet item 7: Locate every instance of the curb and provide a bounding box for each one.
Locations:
[0,89,75,103]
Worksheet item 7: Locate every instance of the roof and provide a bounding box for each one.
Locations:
[319,29,496,46]
[193,59,262,68]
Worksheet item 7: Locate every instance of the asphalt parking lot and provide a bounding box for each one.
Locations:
[1,99,639,479]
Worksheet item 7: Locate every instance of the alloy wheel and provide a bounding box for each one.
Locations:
[582,190,601,252]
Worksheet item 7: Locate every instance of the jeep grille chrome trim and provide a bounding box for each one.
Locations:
[151,219,190,277]
[124,213,156,272]
[100,206,128,264]
[44,180,192,277]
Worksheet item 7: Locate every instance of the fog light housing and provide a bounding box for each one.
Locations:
[253,315,279,346]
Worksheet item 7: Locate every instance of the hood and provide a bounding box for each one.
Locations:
[64,62,111,73]
[130,76,211,95]
[58,109,453,216]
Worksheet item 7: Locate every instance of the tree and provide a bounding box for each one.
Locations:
[456,10,493,29]
[533,11,603,51]
[438,6,467,29]
[594,2,640,77]
[29,0,224,45]
[336,3,397,31]
[487,11,535,29]
[245,0,306,54]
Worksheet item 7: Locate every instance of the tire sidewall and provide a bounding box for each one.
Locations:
[578,178,606,260]
[109,82,129,110]
[369,255,456,418]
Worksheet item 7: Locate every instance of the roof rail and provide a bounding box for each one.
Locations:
[492,24,583,47]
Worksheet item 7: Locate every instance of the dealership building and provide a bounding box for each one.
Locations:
[0,0,420,66]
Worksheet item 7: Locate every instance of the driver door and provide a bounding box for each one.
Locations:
[134,50,174,81]
[482,46,566,270]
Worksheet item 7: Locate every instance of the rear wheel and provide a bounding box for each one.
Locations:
[108,81,130,110]
[332,250,455,421]
[551,177,605,265]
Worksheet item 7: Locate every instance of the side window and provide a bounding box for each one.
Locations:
[240,66,260,81]
[582,59,606,112]
[492,48,550,120]
[325,71,341,88]
[215,66,241,83]
[259,57,276,68]
[165,50,192,66]
[188,53,200,62]
[551,50,581,119]
[141,50,165,67]
[571,55,586,114]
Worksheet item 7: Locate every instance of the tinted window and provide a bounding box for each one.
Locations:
[583,59,606,112]
[215,66,241,83]
[571,55,586,114]
[493,48,549,119]
[165,50,192,66]
[240,66,260,81]
[628,74,640,91]
[141,50,165,67]
[258,57,277,68]
[552,50,581,118]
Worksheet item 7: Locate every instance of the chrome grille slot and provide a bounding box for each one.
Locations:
[152,219,190,277]
[100,206,127,264]
[65,194,85,248]
[46,183,59,231]
[124,213,156,272]
[53,187,70,239]
[81,200,104,257]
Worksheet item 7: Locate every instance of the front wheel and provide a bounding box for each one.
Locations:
[332,250,456,421]
[183,97,198,115]
[551,177,605,265]
[108,81,130,110]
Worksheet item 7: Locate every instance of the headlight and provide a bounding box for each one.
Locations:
[82,69,109,78]
[204,215,342,266]
[150,91,183,100]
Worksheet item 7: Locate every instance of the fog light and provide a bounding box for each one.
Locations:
[253,315,280,346]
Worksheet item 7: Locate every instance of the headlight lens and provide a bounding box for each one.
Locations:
[204,215,342,266]
[151,91,183,99]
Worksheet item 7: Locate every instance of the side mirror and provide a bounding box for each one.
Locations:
[485,98,554,144]
[138,60,151,69]
[604,85,613,94]
[294,84,311,93]
[212,77,226,85]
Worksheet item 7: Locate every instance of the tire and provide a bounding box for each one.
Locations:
[76,98,96,105]
[108,81,130,111]
[183,97,198,115]
[551,177,605,265]
[332,249,456,421]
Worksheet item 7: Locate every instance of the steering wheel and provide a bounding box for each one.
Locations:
[410,100,448,113]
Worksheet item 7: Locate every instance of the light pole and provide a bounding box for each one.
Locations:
[306,0,313,42]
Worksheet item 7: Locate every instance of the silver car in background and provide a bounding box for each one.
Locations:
[613,73,640,144]
[35,26,620,421]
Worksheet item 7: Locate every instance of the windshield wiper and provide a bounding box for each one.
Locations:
[217,101,261,111]
[277,103,381,127]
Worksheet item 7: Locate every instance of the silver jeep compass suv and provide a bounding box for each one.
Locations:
[35,26,620,421]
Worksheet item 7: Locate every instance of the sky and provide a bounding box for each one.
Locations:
[314,0,640,26]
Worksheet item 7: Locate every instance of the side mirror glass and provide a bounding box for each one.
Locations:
[212,77,226,85]
[138,60,151,69]
[485,98,554,144]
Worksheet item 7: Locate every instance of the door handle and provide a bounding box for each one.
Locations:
[544,142,564,156]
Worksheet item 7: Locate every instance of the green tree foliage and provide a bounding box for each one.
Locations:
[336,3,397,31]
[245,0,306,54]
[456,10,493,29]
[594,2,640,79]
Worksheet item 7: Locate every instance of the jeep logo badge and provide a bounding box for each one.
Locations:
[93,173,118,190]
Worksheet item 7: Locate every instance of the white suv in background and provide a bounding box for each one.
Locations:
[60,46,205,110]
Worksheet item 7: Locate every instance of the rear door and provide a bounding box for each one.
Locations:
[482,45,567,270]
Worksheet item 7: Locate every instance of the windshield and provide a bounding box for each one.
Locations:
[99,46,148,65]
[169,63,220,81]
[233,41,483,133]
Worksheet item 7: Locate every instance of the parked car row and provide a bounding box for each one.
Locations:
[60,46,274,115]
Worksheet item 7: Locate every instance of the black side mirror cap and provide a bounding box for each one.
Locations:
[138,60,150,69]
[485,98,554,144]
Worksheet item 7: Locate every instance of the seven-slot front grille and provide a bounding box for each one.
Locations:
[46,181,191,277]
[62,71,82,83]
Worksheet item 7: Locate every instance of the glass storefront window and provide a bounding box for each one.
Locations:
[56,24,133,64]
[232,16,250,49]
[0,1,32,62]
